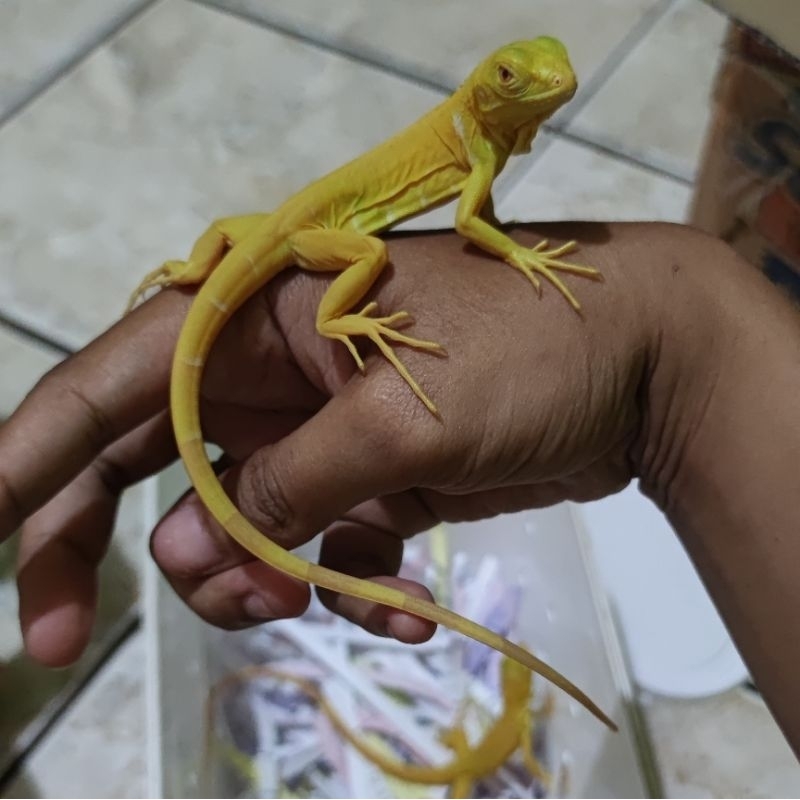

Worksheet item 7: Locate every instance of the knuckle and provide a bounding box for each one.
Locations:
[63,384,117,451]
[92,454,131,498]
[352,385,439,478]
[239,451,296,546]
[35,364,117,452]
[352,387,404,446]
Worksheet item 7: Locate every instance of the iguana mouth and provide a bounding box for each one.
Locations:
[530,84,576,109]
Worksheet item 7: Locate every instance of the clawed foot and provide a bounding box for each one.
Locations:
[509,240,603,312]
[321,303,445,414]
[125,259,189,314]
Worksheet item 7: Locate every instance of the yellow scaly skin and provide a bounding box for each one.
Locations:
[129,38,614,730]
[210,656,551,799]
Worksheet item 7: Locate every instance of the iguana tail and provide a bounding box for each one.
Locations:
[211,666,473,786]
[171,243,617,733]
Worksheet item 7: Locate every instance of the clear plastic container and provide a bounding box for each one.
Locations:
[145,463,659,798]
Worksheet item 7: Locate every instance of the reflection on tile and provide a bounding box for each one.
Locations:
[644,688,800,797]
[1,631,146,799]
[497,136,692,223]
[0,0,147,119]
[0,0,447,348]
[567,0,729,181]
[208,0,663,109]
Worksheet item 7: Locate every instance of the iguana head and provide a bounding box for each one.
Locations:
[468,37,577,153]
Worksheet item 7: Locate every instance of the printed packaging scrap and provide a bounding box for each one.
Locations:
[690,24,800,298]
[204,529,559,799]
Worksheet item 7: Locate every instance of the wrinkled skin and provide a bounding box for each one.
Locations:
[7,219,800,760]
[0,222,694,664]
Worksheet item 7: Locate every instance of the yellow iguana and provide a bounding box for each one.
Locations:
[210,656,552,799]
[128,37,613,729]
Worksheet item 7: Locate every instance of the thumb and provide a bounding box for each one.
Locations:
[151,387,440,636]
[219,387,435,552]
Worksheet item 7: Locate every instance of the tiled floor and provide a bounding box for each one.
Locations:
[0,0,798,797]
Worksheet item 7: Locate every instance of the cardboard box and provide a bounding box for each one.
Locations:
[704,1,800,61]
[690,21,800,297]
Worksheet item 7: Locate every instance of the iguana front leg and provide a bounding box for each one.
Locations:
[289,228,444,413]
[126,213,270,311]
[455,158,602,311]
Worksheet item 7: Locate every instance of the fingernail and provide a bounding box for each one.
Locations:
[243,593,275,621]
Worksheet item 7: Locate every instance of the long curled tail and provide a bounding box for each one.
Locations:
[171,247,617,733]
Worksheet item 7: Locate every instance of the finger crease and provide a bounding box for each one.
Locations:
[410,488,440,528]
[92,453,134,498]
[246,458,294,536]
[339,513,405,543]
[59,523,108,566]
[63,384,119,452]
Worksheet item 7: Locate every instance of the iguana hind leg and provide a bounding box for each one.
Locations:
[126,213,270,312]
[289,228,444,414]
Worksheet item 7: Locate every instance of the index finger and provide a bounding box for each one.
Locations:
[0,289,189,539]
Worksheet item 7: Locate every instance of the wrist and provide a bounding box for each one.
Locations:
[636,225,800,523]
[633,224,800,752]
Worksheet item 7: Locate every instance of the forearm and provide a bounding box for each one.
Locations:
[637,226,800,757]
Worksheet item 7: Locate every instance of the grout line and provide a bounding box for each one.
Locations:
[0,0,160,130]
[0,0,691,360]
[188,0,567,197]
[0,0,159,354]
[0,611,141,792]
[0,312,73,358]
[192,0,691,188]
[500,0,683,197]
[190,0,455,96]
[549,126,694,186]
[548,0,678,129]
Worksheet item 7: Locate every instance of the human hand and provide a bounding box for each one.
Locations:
[0,221,712,667]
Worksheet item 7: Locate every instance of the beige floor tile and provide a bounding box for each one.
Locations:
[0,0,449,348]
[497,136,692,224]
[643,688,800,797]
[1,631,146,799]
[567,0,729,181]
[209,0,663,110]
[0,329,60,420]
[0,0,148,120]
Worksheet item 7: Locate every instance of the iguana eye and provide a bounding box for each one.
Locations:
[497,65,514,83]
